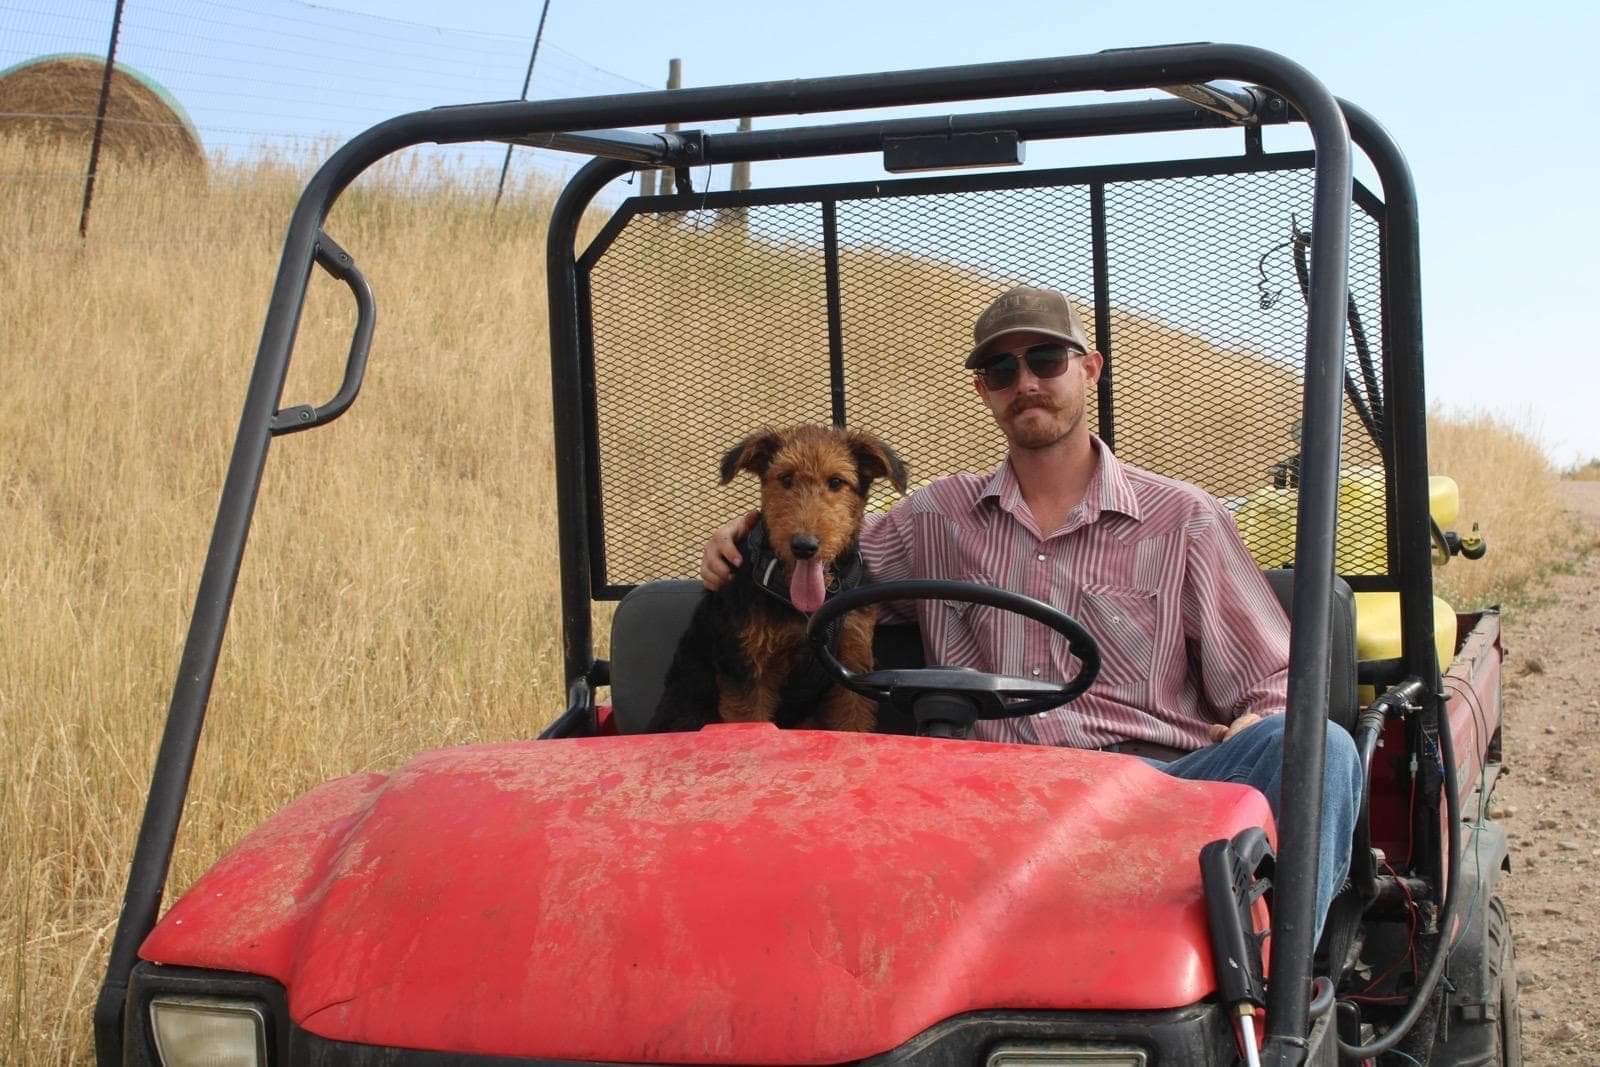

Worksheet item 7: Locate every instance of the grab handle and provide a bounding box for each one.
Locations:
[270,232,374,435]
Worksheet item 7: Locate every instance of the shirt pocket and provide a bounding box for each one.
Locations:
[1077,583,1159,705]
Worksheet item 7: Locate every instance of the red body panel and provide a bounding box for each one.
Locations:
[1367,611,1503,874]
[1440,611,1504,904]
[142,724,1273,1064]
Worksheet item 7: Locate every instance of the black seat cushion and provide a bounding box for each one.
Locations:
[1262,568,1359,734]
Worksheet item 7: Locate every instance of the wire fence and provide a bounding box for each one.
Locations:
[0,0,728,231]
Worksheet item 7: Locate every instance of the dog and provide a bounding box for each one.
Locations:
[649,424,908,733]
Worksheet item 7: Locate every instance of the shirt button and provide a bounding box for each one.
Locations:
[1031,667,1041,676]
[1036,553,1046,562]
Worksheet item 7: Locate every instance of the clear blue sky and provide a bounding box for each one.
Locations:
[34,0,1592,464]
[328,0,1597,465]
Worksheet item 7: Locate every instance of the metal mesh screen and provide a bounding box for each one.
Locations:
[1103,170,1388,572]
[835,186,1096,494]
[587,204,834,585]
[583,160,1388,593]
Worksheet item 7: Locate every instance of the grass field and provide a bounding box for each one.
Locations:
[1567,458,1600,482]
[0,138,1576,1061]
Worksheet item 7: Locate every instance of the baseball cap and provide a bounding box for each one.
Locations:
[964,285,1091,368]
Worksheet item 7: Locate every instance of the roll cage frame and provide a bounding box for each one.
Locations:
[94,43,1448,1067]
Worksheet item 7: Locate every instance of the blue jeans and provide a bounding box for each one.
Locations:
[1156,715,1363,943]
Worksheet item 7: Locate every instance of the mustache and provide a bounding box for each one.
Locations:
[1006,395,1059,417]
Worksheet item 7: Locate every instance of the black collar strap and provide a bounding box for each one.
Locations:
[740,516,866,615]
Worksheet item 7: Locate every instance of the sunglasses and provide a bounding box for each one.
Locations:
[974,342,1082,391]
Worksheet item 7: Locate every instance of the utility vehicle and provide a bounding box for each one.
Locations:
[95,43,1514,1066]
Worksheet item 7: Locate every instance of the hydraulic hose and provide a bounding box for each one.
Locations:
[1354,678,1427,780]
[1337,690,1462,1061]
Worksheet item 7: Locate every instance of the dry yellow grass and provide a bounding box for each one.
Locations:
[0,137,1570,1062]
[1566,458,1600,482]
[2,140,580,1062]
[1429,410,1585,605]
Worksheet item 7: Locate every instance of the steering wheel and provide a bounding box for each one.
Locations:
[806,580,1101,729]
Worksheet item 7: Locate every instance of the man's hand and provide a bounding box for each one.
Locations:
[699,510,760,590]
[1208,713,1263,744]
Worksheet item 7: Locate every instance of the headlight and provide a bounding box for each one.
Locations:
[149,996,268,1067]
[986,1044,1148,1067]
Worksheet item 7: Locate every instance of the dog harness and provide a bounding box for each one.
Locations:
[739,517,867,715]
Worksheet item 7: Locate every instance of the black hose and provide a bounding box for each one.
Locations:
[1309,975,1336,1019]
[1337,692,1463,1060]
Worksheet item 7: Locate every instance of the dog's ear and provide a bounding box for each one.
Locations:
[847,431,908,494]
[719,429,783,484]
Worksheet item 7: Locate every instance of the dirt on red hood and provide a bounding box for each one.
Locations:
[142,723,1273,1064]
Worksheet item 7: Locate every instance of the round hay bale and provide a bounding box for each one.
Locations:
[0,53,203,170]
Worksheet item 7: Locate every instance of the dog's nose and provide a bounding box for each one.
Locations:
[790,534,819,560]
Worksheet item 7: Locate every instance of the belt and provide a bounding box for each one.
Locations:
[1098,739,1188,763]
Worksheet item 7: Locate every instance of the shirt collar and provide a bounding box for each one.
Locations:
[975,435,1144,524]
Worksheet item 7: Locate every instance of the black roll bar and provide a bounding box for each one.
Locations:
[96,45,1354,1067]
[502,127,702,165]
[692,95,1293,165]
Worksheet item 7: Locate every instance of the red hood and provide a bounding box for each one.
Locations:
[142,724,1273,1063]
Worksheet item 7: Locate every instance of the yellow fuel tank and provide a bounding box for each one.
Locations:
[1232,470,1462,702]
[1234,469,1460,573]
[1352,591,1459,702]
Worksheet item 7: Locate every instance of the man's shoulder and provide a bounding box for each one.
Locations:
[1114,457,1228,528]
[899,469,993,516]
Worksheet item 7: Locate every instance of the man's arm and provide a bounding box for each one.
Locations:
[1180,500,1292,739]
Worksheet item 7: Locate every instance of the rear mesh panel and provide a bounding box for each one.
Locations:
[584,161,1387,593]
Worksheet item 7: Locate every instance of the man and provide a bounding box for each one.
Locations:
[701,285,1362,939]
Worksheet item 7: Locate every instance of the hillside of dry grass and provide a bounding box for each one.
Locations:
[0,138,1573,1061]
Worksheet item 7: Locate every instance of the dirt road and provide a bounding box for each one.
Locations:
[1497,480,1600,1061]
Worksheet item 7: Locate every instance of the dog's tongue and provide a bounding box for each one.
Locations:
[791,559,827,615]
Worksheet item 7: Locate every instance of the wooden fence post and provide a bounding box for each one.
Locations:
[731,116,751,192]
[641,57,681,197]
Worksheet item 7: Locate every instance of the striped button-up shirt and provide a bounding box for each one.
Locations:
[861,438,1290,751]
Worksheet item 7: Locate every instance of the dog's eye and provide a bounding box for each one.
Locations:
[827,477,846,492]
[780,474,794,489]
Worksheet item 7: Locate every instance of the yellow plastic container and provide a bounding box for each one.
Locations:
[1231,469,1463,703]
[1353,591,1459,703]
[1429,475,1459,530]
[1233,469,1461,573]
[1233,467,1386,572]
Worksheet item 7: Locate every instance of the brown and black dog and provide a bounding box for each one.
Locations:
[649,424,907,733]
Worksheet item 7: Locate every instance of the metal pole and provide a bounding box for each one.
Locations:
[642,58,681,197]
[492,0,554,212]
[78,0,127,239]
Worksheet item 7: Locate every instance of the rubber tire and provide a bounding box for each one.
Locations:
[1489,896,1524,1066]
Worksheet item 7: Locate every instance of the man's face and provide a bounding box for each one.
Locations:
[972,330,1104,451]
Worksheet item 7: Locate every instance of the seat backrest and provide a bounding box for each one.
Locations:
[1262,569,1359,734]
[609,580,704,734]
[607,574,1357,735]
